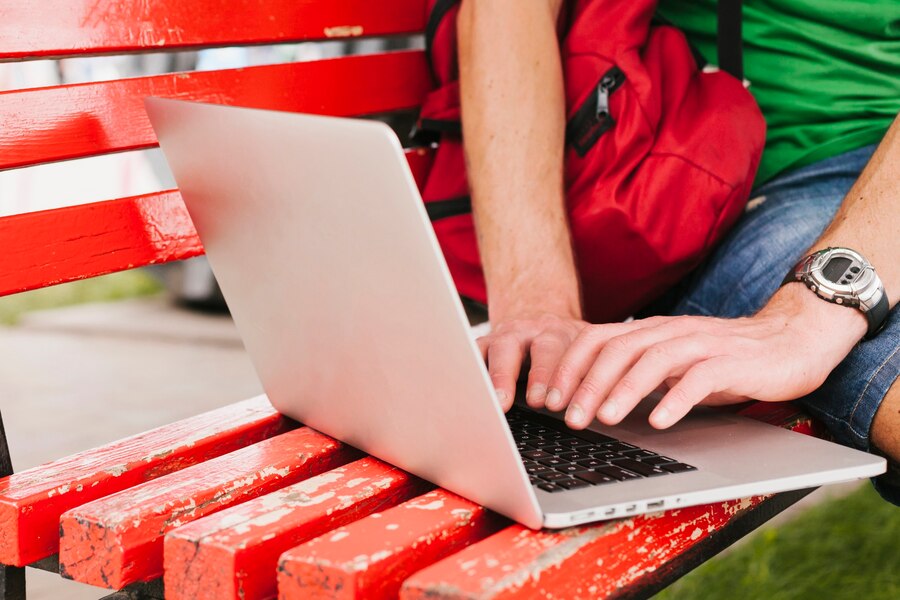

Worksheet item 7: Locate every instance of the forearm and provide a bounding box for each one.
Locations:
[457,0,581,323]
[811,114,900,303]
[764,113,900,349]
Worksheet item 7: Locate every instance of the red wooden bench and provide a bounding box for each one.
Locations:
[0,2,819,598]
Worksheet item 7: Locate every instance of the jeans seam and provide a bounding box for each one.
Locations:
[849,343,900,445]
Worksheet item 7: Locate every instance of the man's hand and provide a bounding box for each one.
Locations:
[477,314,588,411]
[543,283,868,430]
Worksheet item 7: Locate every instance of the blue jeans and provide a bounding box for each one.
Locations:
[668,144,900,503]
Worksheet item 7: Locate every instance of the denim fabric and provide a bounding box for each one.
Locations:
[669,144,900,504]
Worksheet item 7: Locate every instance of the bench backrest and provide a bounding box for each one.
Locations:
[0,0,434,297]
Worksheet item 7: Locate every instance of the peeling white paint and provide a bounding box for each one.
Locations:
[106,464,128,477]
[324,25,364,38]
[460,559,479,571]
[410,499,445,511]
[368,550,392,563]
[229,507,295,534]
[258,466,291,479]
[330,531,350,543]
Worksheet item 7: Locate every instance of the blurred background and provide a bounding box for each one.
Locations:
[1,37,898,600]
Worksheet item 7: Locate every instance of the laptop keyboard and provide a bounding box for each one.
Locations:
[506,406,697,493]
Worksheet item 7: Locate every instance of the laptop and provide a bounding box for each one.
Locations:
[145,98,885,529]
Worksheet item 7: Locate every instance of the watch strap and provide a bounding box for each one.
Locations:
[865,291,890,340]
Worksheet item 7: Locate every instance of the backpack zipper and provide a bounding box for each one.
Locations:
[566,65,626,157]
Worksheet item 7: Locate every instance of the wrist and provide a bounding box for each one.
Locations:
[489,300,582,325]
[761,282,867,361]
[487,273,582,324]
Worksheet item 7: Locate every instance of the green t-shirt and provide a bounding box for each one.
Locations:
[659,0,900,185]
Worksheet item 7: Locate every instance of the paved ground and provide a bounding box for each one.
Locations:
[0,296,861,599]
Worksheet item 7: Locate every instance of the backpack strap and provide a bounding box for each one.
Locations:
[717,0,744,81]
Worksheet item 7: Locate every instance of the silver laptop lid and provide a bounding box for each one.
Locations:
[146,98,543,528]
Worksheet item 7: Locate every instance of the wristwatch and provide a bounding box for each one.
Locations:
[782,247,889,340]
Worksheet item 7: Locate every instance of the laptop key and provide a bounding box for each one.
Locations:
[540,472,574,482]
[660,462,698,473]
[594,465,642,481]
[521,450,552,460]
[641,455,677,466]
[529,476,542,485]
[568,428,617,445]
[591,450,620,461]
[620,449,658,459]
[526,466,556,477]
[611,458,668,477]
[556,464,582,474]
[556,438,586,448]
[572,470,615,485]
[538,457,571,468]
[557,478,591,490]
[558,451,590,462]
[537,483,563,493]
[602,442,639,452]
[576,458,609,469]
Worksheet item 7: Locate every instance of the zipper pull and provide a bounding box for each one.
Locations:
[596,85,610,120]
[595,69,623,120]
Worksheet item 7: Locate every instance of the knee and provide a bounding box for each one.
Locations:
[872,377,900,462]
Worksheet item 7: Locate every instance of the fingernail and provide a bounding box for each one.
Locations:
[566,404,584,426]
[526,384,547,406]
[599,400,618,422]
[652,407,670,427]
[546,389,563,410]
[495,389,508,407]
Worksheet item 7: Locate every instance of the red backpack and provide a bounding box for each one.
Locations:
[416,0,765,323]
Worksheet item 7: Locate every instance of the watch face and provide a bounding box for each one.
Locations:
[807,248,878,308]
[821,256,857,285]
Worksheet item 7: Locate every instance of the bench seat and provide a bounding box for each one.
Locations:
[0,397,814,599]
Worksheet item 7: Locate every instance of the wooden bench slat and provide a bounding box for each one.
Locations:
[0,395,291,567]
[0,51,432,171]
[399,494,816,600]
[0,191,201,297]
[277,489,505,600]
[58,428,360,589]
[0,148,433,297]
[0,0,427,60]
[164,457,430,600]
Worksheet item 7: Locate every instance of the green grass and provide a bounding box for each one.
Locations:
[0,270,163,325]
[656,484,900,600]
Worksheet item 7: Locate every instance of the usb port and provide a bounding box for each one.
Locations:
[647,501,665,510]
